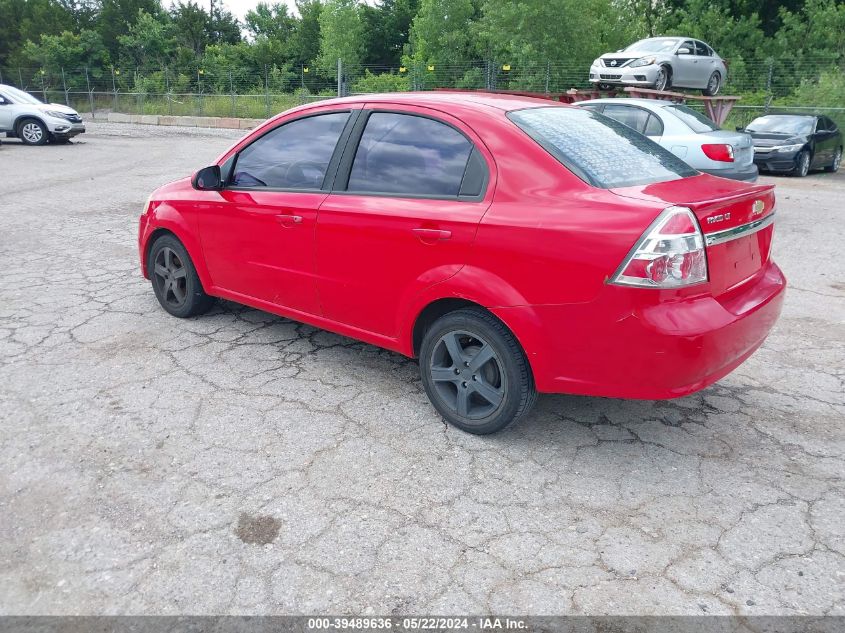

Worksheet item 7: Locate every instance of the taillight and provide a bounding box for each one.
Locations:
[610,206,708,288]
[701,143,734,162]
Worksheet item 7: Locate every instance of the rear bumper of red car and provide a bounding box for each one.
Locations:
[494,260,786,399]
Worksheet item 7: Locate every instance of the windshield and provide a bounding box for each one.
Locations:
[664,104,720,133]
[624,38,680,53]
[746,115,815,135]
[0,85,43,105]
[508,107,697,189]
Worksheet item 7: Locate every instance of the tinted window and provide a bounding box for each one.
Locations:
[602,105,651,135]
[508,107,697,189]
[823,117,838,132]
[664,104,719,133]
[231,112,350,189]
[347,112,473,196]
[694,41,710,56]
[644,114,664,136]
[680,40,695,54]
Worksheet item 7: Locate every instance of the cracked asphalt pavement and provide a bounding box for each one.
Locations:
[0,123,843,616]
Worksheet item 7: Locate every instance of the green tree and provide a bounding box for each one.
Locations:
[289,0,323,66]
[98,0,162,58]
[317,0,364,75]
[169,1,211,56]
[117,10,175,67]
[23,28,109,69]
[406,0,476,66]
[0,0,72,66]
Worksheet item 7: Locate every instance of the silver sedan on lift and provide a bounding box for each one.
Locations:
[577,98,758,182]
[588,37,729,96]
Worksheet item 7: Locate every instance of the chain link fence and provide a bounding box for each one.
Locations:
[2,57,844,128]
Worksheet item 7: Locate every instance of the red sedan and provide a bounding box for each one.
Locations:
[138,92,785,434]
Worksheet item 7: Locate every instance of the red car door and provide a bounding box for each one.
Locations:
[197,110,354,314]
[315,107,494,338]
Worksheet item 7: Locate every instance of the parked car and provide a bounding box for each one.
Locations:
[139,93,785,435]
[578,98,757,181]
[589,37,728,95]
[742,114,842,177]
[0,84,85,145]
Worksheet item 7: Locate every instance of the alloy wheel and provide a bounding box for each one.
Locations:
[833,149,842,172]
[429,330,506,421]
[153,246,188,308]
[707,73,721,95]
[21,122,44,144]
[654,69,668,91]
[798,152,810,177]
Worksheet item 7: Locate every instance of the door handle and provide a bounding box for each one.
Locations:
[412,228,452,241]
[275,214,303,227]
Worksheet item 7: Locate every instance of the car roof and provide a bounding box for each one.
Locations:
[299,91,567,114]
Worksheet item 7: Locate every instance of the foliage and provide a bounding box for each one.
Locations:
[351,68,409,92]
[317,0,364,77]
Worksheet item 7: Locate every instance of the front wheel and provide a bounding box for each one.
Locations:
[703,72,721,96]
[18,118,48,145]
[654,66,671,91]
[149,235,214,318]
[792,150,810,177]
[825,147,842,173]
[419,308,537,435]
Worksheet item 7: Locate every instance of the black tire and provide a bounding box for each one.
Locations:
[791,150,810,177]
[703,71,721,96]
[17,118,48,145]
[419,308,537,435]
[149,234,214,318]
[654,65,671,91]
[825,147,842,173]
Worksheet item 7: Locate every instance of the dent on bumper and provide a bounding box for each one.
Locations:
[494,261,786,399]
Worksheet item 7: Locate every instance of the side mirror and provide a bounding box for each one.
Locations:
[736,126,744,132]
[192,165,222,190]
[677,47,691,55]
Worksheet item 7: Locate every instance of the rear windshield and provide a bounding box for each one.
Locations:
[508,107,697,189]
[664,104,720,133]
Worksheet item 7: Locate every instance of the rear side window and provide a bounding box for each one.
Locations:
[347,112,474,197]
[664,104,719,133]
[508,107,696,189]
[231,112,350,189]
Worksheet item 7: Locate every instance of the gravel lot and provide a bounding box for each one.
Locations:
[0,123,843,616]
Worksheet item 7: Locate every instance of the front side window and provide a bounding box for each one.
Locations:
[694,41,711,56]
[231,112,350,189]
[508,106,697,189]
[346,112,474,197]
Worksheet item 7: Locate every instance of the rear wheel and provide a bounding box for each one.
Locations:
[825,147,842,172]
[419,308,537,435]
[149,235,214,318]
[792,150,810,177]
[18,118,48,145]
[654,66,671,91]
[703,71,721,96]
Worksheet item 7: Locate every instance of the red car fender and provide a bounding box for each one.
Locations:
[141,203,212,291]
[399,266,544,374]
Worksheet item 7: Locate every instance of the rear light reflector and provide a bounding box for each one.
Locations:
[610,206,708,288]
[701,143,734,162]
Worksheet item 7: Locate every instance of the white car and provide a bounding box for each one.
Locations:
[0,84,86,145]
[577,98,758,181]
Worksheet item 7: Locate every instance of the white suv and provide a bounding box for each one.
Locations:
[0,84,86,145]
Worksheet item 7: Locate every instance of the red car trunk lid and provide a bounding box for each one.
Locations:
[612,174,776,297]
